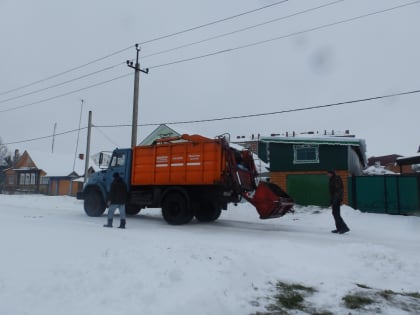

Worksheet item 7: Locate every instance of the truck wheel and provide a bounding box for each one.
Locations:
[162,193,193,225]
[84,190,106,217]
[126,205,141,216]
[195,201,222,222]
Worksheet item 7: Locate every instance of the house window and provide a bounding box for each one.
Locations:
[20,173,25,185]
[31,173,36,185]
[8,175,14,185]
[25,173,30,185]
[293,144,319,164]
[40,177,49,185]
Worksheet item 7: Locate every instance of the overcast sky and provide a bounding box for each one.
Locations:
[0,0,419,160]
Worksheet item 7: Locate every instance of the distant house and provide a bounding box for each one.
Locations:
[367,154,412,174]
[258,135,367,206]
[2,150,96,196]
[139,124,181,145]
[3,150,45,194]
[396,154,420,174]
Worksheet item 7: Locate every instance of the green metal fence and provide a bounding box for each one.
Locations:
[348,175,420,214]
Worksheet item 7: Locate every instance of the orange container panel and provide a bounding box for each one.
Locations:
[131,140,225,186]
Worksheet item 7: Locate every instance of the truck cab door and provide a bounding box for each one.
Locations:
[105,150,130,191]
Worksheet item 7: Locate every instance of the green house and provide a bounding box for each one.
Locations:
[258,136,367,206]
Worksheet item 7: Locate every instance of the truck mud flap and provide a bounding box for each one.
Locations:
[76,191,84,200]
[243,182,294,219]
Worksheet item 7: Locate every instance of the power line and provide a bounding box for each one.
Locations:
[4,87,420,145]
[137,89,420,126]
[3,127,87,145]
[93,125,120,147]
[0,73,131,113]
[149,0,420,70]
[0,47,134,97]
[0,0,288,96]
[2,1,417,114]
[0,62,125,105]
[142,0,344,60]
[138,0,288,46]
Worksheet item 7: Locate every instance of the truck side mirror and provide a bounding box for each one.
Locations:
[99,153,104,166]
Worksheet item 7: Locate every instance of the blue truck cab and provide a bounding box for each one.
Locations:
[77,148,132,217]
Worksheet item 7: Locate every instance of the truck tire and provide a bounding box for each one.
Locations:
[126,204,141,216]
[195,201,222,222]
[162,192,193,225]
[84,190,106,217]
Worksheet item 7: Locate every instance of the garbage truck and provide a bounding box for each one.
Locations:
[77,134,293,225]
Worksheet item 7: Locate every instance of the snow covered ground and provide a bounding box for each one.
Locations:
[0,194,419,315]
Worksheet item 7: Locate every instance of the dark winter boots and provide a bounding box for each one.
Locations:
[103,219,125,229]
[103,219,113,228]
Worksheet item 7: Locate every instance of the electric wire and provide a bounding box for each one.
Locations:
[4,87,420,145]
[1,0,418,114]
[142,0,344,60]
[0,0,334,105]
[3,127,87,145]
[0,0,341,106]
[0,47,134,97]
[93,125,120,147]
[0,73,132,113]
[0,62,126,105]
[0,0,288,96]
[149,0,420,69]
[143,88,420,126]
[137,0,288,46]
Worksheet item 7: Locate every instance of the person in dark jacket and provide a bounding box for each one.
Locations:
[104,172,128,229]
[327,170,350,234]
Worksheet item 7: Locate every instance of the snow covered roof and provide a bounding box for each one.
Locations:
[28,151,97,177]
[363,165,397,175]
[260,135,365,146]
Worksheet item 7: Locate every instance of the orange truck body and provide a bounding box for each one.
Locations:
[131,134,226,186]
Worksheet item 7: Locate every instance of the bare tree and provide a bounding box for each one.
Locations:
[0,137,10,166]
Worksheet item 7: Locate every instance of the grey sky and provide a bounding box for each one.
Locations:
[0,0,419,158]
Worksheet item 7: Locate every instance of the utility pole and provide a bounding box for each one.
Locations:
[84,111,92,183]
[51,122,57,153]
[73,99,84,172]
[127,43,149,147]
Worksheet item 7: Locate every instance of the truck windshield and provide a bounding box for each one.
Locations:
[110,153,126,167]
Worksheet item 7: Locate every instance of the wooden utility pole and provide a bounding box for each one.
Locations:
[73,99,84,172]
[84,110,92,183]
[127,44,149,147]
[51,122,57,153]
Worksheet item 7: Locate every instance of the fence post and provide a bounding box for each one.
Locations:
[396,175,401,215]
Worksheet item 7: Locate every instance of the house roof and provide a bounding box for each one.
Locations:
[24,150,97,177]
[396,154,420,166]
[139,124,181,145]
[259,135,364,146]
[368,154,403,166]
